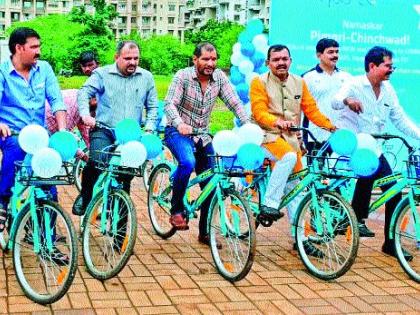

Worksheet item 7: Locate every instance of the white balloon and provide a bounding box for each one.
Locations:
[31,148,62,178]
[232,42,241,54]
[120,141,147,168]
[236,123,264,146]
[245,72,259,85]
[213,130,241,156]
[238,59,254,75]
[252,34,268,50]
[18,124,49,154]
[255,44,269,56]
[356,133,381,157]
[230,52,245,66]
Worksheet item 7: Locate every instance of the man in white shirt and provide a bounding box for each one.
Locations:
[302,38,352,153]
[332,46,420,259]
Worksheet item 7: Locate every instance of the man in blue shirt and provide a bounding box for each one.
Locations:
[0,27,66,233]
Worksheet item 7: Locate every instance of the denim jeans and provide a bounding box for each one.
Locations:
[164,127,215,236]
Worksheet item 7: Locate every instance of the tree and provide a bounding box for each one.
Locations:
[185,19,244,68]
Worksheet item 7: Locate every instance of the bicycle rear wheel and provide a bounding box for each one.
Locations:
[393,198,420,282]
[82,189,137,280]
[13,200,78,304]
[294,191,359,280]
[147,163,176,239]
[209,189,256,282]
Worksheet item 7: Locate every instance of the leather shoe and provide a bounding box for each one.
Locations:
[293,240,325,258]
[382,242,413,262]
[169,214,189,230]
[358,222,375,237]
[260,205,284,220]
[198,234,222,249]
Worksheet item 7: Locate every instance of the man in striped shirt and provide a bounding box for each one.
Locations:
[333,46,420,258]
[164,42,248,245]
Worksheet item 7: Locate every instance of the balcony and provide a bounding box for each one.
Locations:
[203,0,217,8]
[142,9,153,16]
[219,0,229,4]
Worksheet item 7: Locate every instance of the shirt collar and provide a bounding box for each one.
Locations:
[7,58,40,74]
[315,64,339,73]
[109,63,142,76]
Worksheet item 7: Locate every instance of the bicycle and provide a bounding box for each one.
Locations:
[77,123,140,280]
[147,149,256,282]
[72,128,89,192]
[0,154,78,304]
[239,127,359,280]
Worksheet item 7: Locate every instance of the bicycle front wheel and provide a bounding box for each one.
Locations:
[294,191,359,280]
[142,145,176,191]
[13,200,78,304]
[82,189,137,280]
[393,198,420,282]
[73,148,88,192]
[209,189,256,282]
[147,163,176,239]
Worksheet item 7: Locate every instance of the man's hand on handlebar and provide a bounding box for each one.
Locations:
[177,122,193,135]
[82,115,96,127]
[275,119,295,131]
[0,123,11,140]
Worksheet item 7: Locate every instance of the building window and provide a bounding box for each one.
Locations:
[159,16,162,21]
[234,15,240,21]
[168,30,173,35]
[234,4,241,11]
[11,12,20,21]
[0,11,5,18]
[132,4,137,11]
[118,3,126,10]
[142,16,150,24]
[11,0,20,6]
[36,1,45,9]
[63,1,68,8]
[168,4,175,11]
[23,1,31,8]
[131,17,136,23]
[48,2,58,8]
[168,17,174,24]
[0,24,5,31]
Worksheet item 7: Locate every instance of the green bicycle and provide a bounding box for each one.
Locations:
[0,159,78,304]
[239,127,359,280]
[147,154,256,282]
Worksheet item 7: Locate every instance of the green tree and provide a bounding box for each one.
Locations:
[185,19,244,68]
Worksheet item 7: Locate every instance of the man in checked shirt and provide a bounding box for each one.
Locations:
[164,42,249,245]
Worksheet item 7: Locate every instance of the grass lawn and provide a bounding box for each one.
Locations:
[59,74,234,133]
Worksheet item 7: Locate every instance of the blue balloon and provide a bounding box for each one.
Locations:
[246,19,264,37]
[158,100,165,117]
[236,143,265,170]
[238,31,252,44]
[115,119,141,144]
[141,133,163,159]
[230,66,245,85]
[236,83,249,103]
[233,117,241,128]
[240,41,255,57]
[329,129,358,156]
[49,131,78,161]
[255,65,269,74]
[251,51,266,69]
[349,148,379,177]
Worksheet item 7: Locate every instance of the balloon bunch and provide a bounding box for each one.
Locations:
[329,129,380,177]
[114,118,163,169]
[230,19,269,120]
[213,123,265,171]
[18,125,78,178]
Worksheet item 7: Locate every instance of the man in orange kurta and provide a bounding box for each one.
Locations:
[250,44,336,229]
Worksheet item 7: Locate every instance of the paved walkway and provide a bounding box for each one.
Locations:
[0,179,419,314]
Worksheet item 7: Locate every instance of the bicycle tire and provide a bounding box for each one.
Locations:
[142,145,176,191]
[82,189,137,280]
[393,198,420,282]
[147,163,176,239]
[13,200,78,304]
[209,188,256,282]
[294,190,359,280]
[74,148,88,192]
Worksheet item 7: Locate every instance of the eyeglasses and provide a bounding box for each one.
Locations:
[382,64,396,71]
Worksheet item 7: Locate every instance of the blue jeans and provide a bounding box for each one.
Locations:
[164,127,215,236]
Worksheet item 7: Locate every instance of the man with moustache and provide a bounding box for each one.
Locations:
[250,44,336,254]
[0,27,67,261]
[332,46,420,257]
[164,42,248,245]
[75,41,158,229]
[302,38,352,154]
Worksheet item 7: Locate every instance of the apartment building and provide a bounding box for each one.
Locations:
[0,0,269,39]
[184,0,270,30]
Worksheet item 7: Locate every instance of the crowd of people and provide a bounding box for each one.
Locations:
[0,26,419,261]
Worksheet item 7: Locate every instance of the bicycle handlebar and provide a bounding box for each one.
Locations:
[289,126,321,144]
[371,133,414,153]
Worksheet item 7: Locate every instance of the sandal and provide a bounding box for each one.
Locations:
[0,208,8,233]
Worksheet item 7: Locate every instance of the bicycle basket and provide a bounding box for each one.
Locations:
[407,154,420,181]
[14,161,75,186]
[93,150,142,177]
[212,155,266,178]
[307,152,355,178]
